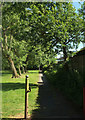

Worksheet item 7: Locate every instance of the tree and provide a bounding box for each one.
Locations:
[2,3,28,77]
[2,2,83,77]
[78,2,85,43]
[26,2,82,62]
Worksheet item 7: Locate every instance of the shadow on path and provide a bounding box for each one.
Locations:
[31,74,83,119]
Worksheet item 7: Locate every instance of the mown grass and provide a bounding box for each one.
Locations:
[2,70,39,118]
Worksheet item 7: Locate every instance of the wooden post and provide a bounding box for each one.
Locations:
[25,75,29,119]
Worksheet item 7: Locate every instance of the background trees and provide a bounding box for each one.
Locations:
[78,2,85,43]
[2,2,83,77]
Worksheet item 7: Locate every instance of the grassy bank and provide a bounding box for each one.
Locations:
[2,70,39,118]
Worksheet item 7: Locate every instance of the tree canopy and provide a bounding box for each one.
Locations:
[1,2,84,77]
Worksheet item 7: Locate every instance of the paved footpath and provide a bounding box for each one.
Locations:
[31,73,83,119]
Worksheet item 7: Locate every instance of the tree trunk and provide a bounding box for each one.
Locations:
[63,46,69,71]
[3,32,18,78]
[22,66,25,74]
[25,66,27,73]
[18,65,22,76]
[63,46,67,62]
[8,56,19,78]
[39,65,40,72]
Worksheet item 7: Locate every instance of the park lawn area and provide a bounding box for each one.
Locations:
[2,70,39,118]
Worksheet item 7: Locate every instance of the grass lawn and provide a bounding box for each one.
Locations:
[2,70,39,118]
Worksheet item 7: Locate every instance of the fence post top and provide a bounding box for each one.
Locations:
[26,75,29,78]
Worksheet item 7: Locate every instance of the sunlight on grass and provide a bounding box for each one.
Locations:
[2,70,39,118]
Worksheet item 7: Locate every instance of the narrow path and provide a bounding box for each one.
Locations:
[31,73,83,119]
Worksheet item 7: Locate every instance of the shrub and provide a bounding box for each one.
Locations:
[44,63,83,108]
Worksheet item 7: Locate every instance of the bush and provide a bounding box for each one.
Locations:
[44,63,83,108]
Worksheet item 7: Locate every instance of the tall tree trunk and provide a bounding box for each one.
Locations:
[63,46,67,62]
[8,56,19,78]
[24,66,27,73]
[3,31,18,77]
[63,46,69,71]
[39,65,40,72]
[18,65,21,76]
[22,66,25,74]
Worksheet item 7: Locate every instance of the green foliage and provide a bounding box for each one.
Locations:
[2,56,10,70]
[2,2,84,75]
[78,2,85,41]
[44,63,83,108]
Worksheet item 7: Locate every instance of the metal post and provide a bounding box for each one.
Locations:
[25,75,29,119]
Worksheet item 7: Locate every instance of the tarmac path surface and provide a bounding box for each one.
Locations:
[31,73,83,120]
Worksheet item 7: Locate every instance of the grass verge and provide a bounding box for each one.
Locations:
[2,70,39,118]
